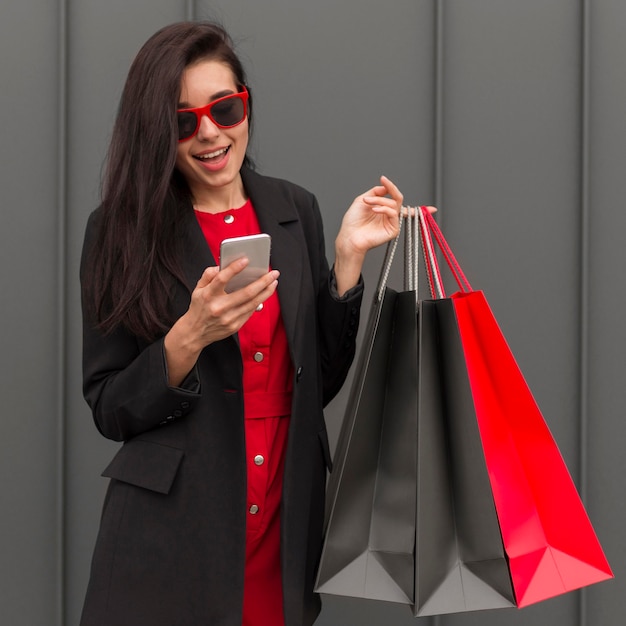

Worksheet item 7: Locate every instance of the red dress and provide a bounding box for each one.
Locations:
[195,200,293,626]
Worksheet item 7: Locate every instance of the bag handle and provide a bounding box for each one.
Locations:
[376,205,474,301]
[375,209,422,302]
[404,207,420,293]
[416,206,445,299]
[417,207,472,297]
[375,212,404,302]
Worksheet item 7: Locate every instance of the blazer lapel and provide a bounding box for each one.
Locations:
[179,198,216,293]
[241,168,303,353]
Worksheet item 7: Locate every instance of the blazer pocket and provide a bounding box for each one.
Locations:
[102,439,184,495]
[318,428,333,472]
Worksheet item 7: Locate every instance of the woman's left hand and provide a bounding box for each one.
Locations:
[333,175,403,296]
[336,175,404,258]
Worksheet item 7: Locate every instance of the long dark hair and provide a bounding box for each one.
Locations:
[82,22,253,340]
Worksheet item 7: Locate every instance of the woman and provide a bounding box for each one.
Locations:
[80,21,405,626]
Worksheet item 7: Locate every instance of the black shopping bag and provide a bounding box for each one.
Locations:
[315,212,516,616]
[315,228,417,604]
[414,297,515,615]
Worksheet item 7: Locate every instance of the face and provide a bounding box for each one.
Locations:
[175,59,249,206]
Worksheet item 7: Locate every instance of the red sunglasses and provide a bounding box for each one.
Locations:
[177,87,249,142]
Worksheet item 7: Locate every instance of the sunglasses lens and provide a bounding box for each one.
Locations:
[210,97,245,127]
[177,111,198,140]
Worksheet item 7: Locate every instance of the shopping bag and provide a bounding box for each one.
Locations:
[316,215,516,615]
[316,228,417,604]
[413,296,515,615]
[418,207,614,607]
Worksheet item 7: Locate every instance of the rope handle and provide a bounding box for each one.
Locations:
[418,207,472,296]
[375,208,422,302]
[417,207,445,298]
[375,212,404,301]
[404,207,420,292]
[376,205,473,301]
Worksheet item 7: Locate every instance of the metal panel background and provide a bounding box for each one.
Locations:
[0,3,63,625]
[0,1,623,625]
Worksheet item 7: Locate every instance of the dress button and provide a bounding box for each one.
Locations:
[255,303,264,312]
[249,504,259,514]
[253,351,264,362]
[254,455,265,466]
[224,214,234,224]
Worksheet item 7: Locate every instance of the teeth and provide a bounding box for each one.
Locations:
[197,147,228,160]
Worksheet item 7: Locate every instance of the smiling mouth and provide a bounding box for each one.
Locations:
[194,146,230,161]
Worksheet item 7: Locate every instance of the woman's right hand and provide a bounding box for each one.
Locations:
[164,258,279,386]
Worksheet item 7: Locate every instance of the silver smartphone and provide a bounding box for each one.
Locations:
[219,233,272,293]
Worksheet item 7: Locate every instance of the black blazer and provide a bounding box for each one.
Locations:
[79,168,363,626]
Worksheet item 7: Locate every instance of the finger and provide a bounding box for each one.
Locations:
[243,269,280,294]
[423,205,438,214]
[363,195,402,212]
[379,175,403,205]
[248,272,280,307]
[209,257,250,292]
[367,184,388,197]
[228,275,280,328]
[196,266,219,289]
[223,269,280,305]
[368,203,401,217]
[353,185,383,204]
[225,273,280,325]
[363,193,399,205]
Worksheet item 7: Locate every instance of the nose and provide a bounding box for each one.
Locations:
[196,114,220,140]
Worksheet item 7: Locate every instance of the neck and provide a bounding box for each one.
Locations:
[190,175,247,214]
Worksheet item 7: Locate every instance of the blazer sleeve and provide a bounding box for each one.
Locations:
[80,211,200,442]
[317,272,363,406]
[304,192,364,406]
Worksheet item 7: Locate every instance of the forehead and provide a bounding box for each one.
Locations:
[179,59,238,101]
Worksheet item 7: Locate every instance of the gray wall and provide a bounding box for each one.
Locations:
[1,1,624,624]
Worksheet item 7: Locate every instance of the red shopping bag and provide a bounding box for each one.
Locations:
[418,208,613,607]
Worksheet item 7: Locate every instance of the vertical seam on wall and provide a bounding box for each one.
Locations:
[579,1,591,625]
[56,0,68,624]
[435,0,444,220]
[432,0,445,306]
[186,0,195,21]
[431,3,444,626]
